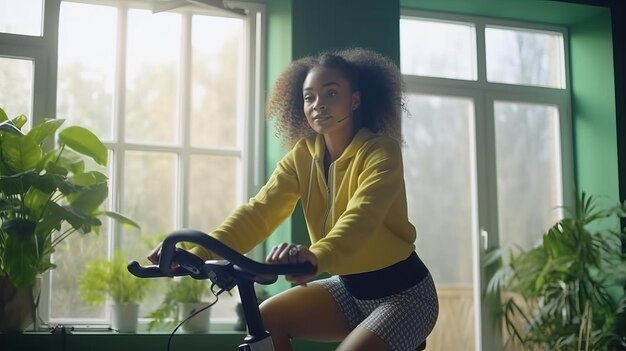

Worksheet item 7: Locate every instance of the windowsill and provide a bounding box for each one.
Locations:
[1,329,339,351]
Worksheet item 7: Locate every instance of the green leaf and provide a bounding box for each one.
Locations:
[26,118,65,145]
[24,187,52,219]
[58,126,107,166]
[67,183,108,214]
[40,148,85,175]
[0,119,24,135]
[58,204,102,232]
[1,133,43,172]
[0,198,13,212]
[3,234,41,288]
[0,171,38,196]
[70,171,108,187]
[99,211,141,229]
[11,115,28,130]
[0,107,7,122]
[1,218,37,238]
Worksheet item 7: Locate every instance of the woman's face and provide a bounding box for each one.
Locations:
[302,67,360,138]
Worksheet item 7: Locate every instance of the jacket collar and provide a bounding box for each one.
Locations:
[307,128,375,162]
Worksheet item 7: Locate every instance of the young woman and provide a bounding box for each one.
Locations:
[149,48,438,351]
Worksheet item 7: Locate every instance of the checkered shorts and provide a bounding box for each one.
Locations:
[313,274,439,351]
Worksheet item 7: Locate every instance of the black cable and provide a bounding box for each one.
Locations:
[166,287,226,351]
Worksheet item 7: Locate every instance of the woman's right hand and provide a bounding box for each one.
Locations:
[147,242,163,265]
[266,243,318,286]
[147,242,181,271]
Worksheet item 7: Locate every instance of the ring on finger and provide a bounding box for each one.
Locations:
[288,246,299,257]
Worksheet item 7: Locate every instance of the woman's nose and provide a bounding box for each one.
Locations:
[314,103,326,111]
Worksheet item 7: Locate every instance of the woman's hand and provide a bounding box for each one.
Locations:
[147,243,162,265]
[147,242,180,271]
[266,243,318,286]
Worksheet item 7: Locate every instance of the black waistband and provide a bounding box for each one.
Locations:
[339,251,429,300]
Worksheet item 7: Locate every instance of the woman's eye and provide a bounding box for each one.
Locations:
[328,91,337,98]
[303,96,312,102]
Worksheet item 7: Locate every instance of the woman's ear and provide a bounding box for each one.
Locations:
[352,91,361,111]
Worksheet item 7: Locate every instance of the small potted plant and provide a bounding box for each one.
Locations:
[79,249,151,333]
[147,276,214,333]
[0,107,138,332]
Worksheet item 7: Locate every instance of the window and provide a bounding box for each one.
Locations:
[0,0,44,36]
[400,12,572,350]
[0,0,265,328]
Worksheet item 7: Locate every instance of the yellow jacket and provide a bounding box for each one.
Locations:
[191,128,417,276]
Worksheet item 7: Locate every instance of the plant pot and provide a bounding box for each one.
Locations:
[111,303,139,333]
[0,275,41,333]
[179,302,211,333]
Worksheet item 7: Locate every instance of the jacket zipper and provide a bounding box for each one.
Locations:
[320,161,334,237]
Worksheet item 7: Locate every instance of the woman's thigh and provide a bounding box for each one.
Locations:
[259,282,352,342]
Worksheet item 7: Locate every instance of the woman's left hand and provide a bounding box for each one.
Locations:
[266,243,318,286]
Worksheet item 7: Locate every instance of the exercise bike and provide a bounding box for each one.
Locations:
[127,229,315,351]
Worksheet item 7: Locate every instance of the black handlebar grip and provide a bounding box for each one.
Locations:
[127,260,197,278]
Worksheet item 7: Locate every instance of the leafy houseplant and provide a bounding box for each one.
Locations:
[79,250,150,332]
[147,276,214,332]
[485,192,626,351]
[0,107,138,331]
[79,249,150,306]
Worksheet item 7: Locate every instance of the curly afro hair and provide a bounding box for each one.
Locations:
[266,47,405,147]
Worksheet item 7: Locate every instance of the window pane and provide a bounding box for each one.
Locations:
[121,151,177,245]
[50,227,110,321]
[400,18,476,80]
[190,15,244,148]
[0,0,43,36]
[125,10,180,144]
[188,155,240,230]
[0,57,33,120]
[494,101,562,255]
[188,154,241,322]
[57,2,117,140]
[49,153,111,321]
[486,26,565,88]
[403,94,477,350]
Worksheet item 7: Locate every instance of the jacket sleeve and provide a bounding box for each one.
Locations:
[189,148,302,260]
[309,138,404,274]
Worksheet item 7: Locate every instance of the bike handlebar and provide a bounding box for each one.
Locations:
[127,229,315,283]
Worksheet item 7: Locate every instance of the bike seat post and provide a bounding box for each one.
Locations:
[236,276,268,338]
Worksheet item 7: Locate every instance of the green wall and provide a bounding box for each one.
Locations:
[569,11,619,205]
[291,0,400,62]
[264,0,295,295]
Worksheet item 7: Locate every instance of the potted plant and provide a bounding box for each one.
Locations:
[0,107,138,332]
[147,276,214,333]
[79,249,150,333]
[484,192,626,351]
